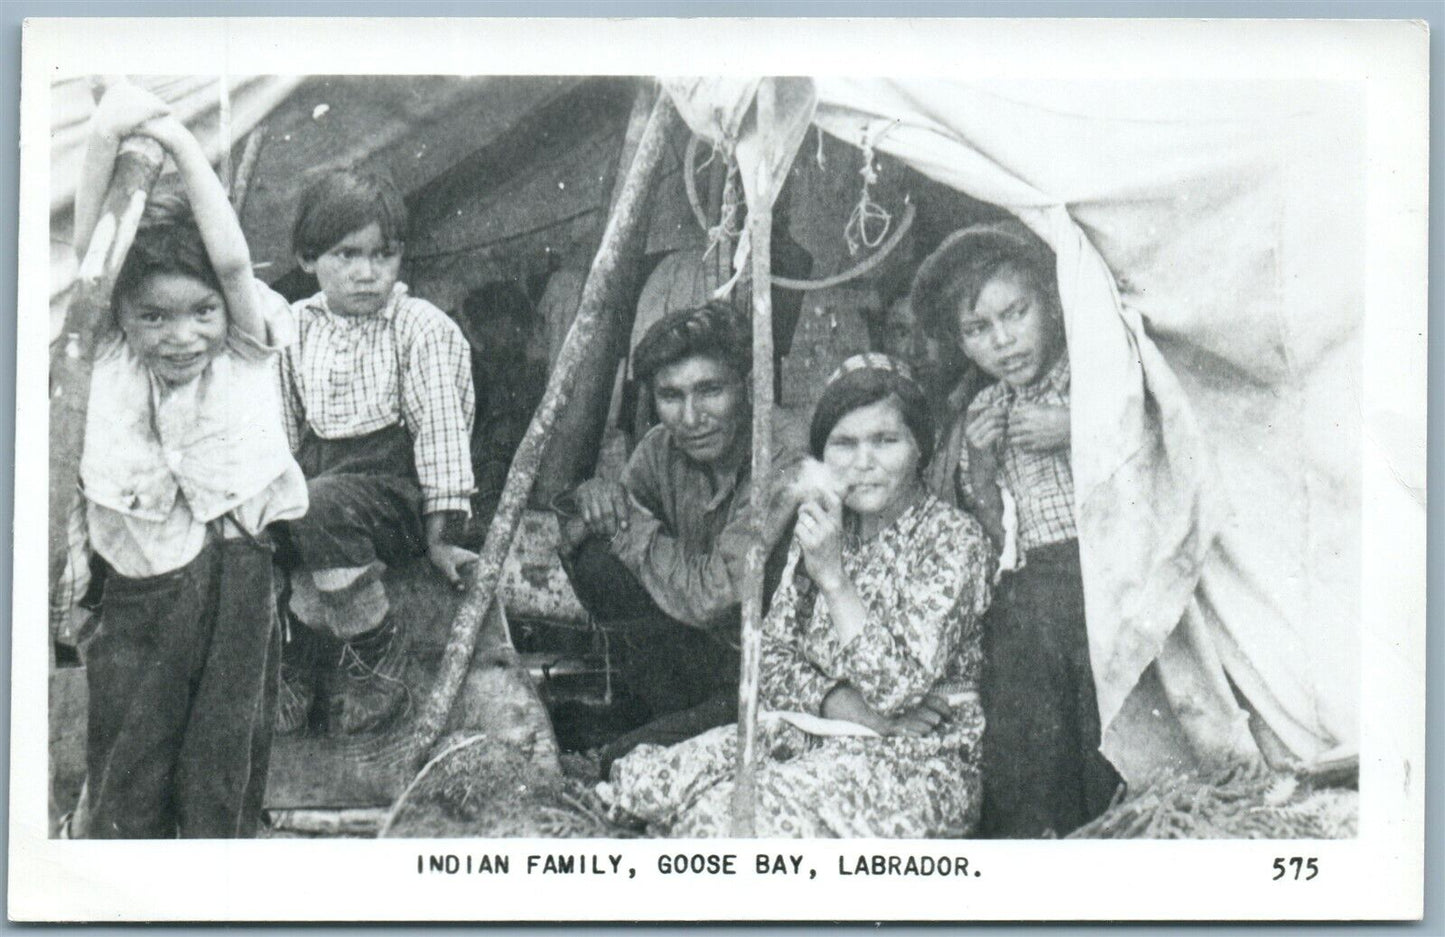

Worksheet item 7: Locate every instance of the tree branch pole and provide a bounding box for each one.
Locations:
[229,123,268,214]
[48,135,167,590]
[407,92,680,772]
[730,80,777,838]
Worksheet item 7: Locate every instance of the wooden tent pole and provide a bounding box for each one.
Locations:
[730,79,777,838]
[407,92,680,771]
[48,134,167,592]
[533,82,657,506]
[229,124,268,214]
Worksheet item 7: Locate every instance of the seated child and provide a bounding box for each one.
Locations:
[53,84,307,837]
[913,220,1121,838]
[277,168,477,735]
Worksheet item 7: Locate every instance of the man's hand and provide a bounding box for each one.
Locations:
[1008,402,1070,453]
[428,543,478,591]
[574,478,631,539]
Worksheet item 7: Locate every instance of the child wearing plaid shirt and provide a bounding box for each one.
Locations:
[277,169,476,735]
[915,220,1120,839]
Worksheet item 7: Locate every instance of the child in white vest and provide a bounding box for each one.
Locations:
[53,84,306,838]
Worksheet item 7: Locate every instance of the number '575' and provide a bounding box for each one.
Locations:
[1272,857,1319,881]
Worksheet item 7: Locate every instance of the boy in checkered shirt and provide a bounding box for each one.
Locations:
[277,169,477,735]
[915,220,1120,839]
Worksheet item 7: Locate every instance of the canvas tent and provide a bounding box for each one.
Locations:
[664,77,1361,783]
[48,74,1361,795]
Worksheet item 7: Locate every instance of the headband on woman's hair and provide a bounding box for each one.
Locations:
[827,352,918,389]
[810,351,936,467]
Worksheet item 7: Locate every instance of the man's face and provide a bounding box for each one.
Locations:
[651,355,746,465]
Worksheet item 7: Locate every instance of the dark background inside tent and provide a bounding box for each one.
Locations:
[229,75,1004,522]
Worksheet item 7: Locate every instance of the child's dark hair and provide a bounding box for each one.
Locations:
[111,193,222,315]
[632,301,751,386]
[934,250,1060,349]
[291,168,408,262]
[809,365,936,469]
[912,222,1061,349]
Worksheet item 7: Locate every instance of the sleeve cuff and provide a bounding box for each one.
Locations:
[834,625,896,677]
[802,676,842,716]
[422,494,473,515]
[228,280,298,358]
[607,510,659,568]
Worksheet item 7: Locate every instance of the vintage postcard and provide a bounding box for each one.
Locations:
[9,15,1428,922]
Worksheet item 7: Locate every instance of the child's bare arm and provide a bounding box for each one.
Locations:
[137,116,266,344]
[73,84,170,258]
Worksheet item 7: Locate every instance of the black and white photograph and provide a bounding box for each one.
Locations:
[9,15,1428,922]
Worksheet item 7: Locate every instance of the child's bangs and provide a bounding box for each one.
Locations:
[112,203,222,316]
[293,169,410,259]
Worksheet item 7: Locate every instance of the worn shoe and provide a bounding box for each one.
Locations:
[330,618,411,734]
[275,623,323,735]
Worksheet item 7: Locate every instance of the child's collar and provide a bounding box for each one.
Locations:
[1006,351,1071,401]
[309,281,409,321]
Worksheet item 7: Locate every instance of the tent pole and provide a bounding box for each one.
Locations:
[533,82,657,506]
[407,90,680,772]
[48,133,167,594]
[730,79,777,839]
[230,124,267,213]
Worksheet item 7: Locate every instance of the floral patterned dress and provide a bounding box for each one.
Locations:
[601,493,994,838]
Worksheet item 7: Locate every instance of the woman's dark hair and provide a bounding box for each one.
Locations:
[291,167,408,262]
[631,301,751,386]
[808,366,936,469]
[112,192,223,315]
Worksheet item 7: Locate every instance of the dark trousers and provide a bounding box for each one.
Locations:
[280,425,426,572]
[561,537,739,768]
[79,536,280,838]
[980,539,1121,838]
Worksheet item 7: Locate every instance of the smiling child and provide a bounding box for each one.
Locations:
[55,84,306,837]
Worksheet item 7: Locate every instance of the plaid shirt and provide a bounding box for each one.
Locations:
[282,283,476,514]
[958,354,1077,554]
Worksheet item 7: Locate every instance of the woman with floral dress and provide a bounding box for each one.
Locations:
[600,353,995,837]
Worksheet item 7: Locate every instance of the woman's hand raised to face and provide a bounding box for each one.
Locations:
[795,487,846,593]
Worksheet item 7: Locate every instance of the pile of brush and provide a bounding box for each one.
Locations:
[378,735,641,838]
[1069,760,1358,840]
